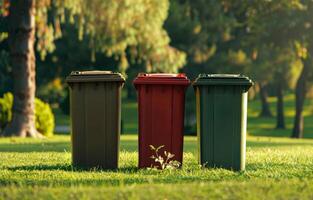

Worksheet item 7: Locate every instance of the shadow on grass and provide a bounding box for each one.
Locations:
[247,115,313,139]
[1,166,241,187]
[0,139,138,153]
[4,163,310,187]
[0,176,150,187]
[7,164,74,171]
[246,162,313,173]
[247,141,313,148]
[1,138,312,153]
[6,164,139,173]
[0,142,70,152]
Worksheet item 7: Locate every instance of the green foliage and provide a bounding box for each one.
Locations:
[0,92,13,130]
[165,0,249,73]
[242,0,313,87]
[2,0,186,73]
[60,90,69,116]
[249,44,302,89]
[0,50,11,94]
[34,98,55,137]
[0,0,9,17]
[37,78,66,104]
[0,92,55,136]
[272,47,303,89]
[165,0,313,78]
[68,0,186,72]
[1,0,186,74]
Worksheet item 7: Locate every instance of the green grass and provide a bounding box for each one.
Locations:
[121,99,138,133]
[1,135,313,199]
[2,94,313,199]
[247,94,313,138]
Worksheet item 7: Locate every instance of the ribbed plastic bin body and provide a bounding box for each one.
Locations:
[66,71,125,169]
[134,73,190,168]
[193,74,253,171]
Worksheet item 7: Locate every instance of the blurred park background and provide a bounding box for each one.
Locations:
[1,0,313,139]
[2,1,313,198]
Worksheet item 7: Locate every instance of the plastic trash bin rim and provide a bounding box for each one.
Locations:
[193,73,253,86]
[66,70,125,83]
[133,73,190,86]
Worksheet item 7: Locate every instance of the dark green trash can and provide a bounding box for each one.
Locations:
[66,71,125,169]
[193,74,253,171]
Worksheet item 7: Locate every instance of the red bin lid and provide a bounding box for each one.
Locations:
[133,73,190,85]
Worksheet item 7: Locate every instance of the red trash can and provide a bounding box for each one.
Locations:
[134,73,190,168]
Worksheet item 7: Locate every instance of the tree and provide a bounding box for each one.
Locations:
[243,0,306,131]
[0,0,186,137]
[164,0,253,132]
[272,47,302,129]
[290,0,313,138]
[249,46,275,118]
[292,43,312,138]
[258,83,273,117]
[292,57,310,138]
[2,0,38,137]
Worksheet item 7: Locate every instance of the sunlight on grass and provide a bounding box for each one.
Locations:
[248,94,313,138]
[33,94,313,198]
[0,135,313,199]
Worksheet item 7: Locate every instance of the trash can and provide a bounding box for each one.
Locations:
[134,73,190,168]
[66,71,125,169]
[193,74,253,171]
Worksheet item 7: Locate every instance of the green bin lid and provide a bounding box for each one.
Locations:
[66,70,125,83]
[193,74,253,88]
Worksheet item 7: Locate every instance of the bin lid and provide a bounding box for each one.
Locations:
[133,73,190,85]
[66,70,125,83]
[193,74,253,88]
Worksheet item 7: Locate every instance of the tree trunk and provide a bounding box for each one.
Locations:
[276,82,285,129]
[292,58,309,138]
[258,82,273,117]
[2,0,40,137]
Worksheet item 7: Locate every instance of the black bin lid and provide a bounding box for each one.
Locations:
[66,70,125,83]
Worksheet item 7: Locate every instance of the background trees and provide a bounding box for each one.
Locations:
[0,0,313,138]
[0,0,185,137]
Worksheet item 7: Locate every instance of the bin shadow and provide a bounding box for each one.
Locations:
[6,164,139,173]
[7,164,74,171]
[246,162,312,172]
[2,139,310,153]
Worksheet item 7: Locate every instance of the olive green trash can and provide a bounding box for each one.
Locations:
[193,74,253,171]
[66,71,125,169]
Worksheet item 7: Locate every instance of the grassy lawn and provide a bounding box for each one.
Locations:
[1,135,313,199]
[1,94,313,199]
[247,94,313,138]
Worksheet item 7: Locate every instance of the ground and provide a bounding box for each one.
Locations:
[1,94,313,199]
[1,135,313,199]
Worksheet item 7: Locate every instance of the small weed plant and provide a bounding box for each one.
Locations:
[149,145,181,170]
